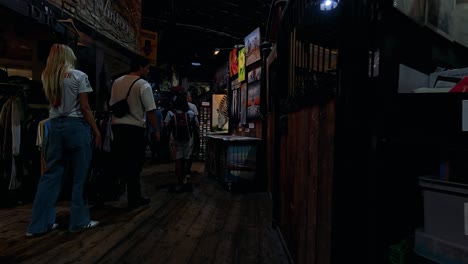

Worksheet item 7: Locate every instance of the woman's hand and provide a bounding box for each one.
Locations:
[80,92,102,149]
[154,131,160,142]
[94,131,102,149]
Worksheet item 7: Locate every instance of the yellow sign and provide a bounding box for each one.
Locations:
[238,47,246,82]
[140,29,158,66]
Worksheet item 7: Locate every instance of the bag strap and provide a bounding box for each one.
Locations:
[125,77,141,99]
[172,112,190,135]
[173,111,177,124]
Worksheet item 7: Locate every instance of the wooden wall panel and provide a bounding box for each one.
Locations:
[279,119,290,248]
[316,100,335,264]
[278,102,335,264]
[306,106,320,264]
[266,115,275,192]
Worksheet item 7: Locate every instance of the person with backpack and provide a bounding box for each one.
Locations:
[164,91,198,192]
[186,92,199,177]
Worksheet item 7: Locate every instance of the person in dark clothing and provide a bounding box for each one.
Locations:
[164,91,198,192]
[109,55,160,208]
[186,92,199,177]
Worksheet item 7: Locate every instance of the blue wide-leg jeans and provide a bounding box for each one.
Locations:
[27,117,92,233]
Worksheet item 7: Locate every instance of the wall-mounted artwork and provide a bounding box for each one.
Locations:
[248,67,262,83]
[229,48,238,77]
[425,0,455,40]
[231,89,239,118]
[140,29,158,66]
[212,94,229,131]
[245,27,261,66]
[240,83,247,124]
[247,82,261,119]
[238,47,246,82]
[231,78,239,90]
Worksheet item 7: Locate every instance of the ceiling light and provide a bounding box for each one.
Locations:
[191,62,201,66]
[213,47,233,56]
[320,0,338,11]
[213,44,245,56]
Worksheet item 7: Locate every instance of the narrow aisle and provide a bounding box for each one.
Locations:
[0,161,290,264]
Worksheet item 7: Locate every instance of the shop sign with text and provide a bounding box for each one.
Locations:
[140,29,158,66]
[47,0,141,53]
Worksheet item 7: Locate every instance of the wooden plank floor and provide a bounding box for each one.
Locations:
[0,161,290,264]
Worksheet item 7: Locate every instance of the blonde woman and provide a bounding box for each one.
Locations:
[26,44,101,237]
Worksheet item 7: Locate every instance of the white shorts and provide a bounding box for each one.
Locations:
[174,136,194,160]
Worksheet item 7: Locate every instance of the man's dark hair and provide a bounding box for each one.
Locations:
[172,92,189,112]
[129,55,149,72]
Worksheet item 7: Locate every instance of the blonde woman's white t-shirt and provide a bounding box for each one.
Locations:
[49,69,93,118]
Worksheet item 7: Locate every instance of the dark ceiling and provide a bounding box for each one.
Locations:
[141,0,272,82]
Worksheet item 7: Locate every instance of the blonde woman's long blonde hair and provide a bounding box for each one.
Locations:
[41,43,76,106]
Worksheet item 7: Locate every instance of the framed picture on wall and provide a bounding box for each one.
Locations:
[247,81,261,119]
[238,47,246,82]
[212,94,229,131]
[229,48,238,77]
[248,67,262,83]
[231,88,239,118]
[240,83,247,124]
[231,78,239,90]
[245,27,261,66]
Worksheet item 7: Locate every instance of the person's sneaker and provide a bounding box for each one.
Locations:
[169,183,192,193]
[128,197,151,209]
[69,220,99,233]
[26,223,59,238]
[183,175,192,184]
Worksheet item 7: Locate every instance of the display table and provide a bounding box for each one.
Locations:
[205,135,261,191]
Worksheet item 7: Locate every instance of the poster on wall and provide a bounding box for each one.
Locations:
[212,94,229,131]
[245,27,261,66]
[231,89,239,118]
[231,78,239,90]
[425,0,455,40]
[240,83,247,124]
[248,67,262,83]
[238,47,246,82]
[140,29,158,66]
[229,48,238,77]
[247,82,261,119]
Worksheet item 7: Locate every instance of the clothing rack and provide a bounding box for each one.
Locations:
[0,83,28,95]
